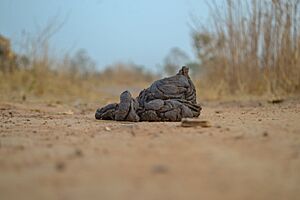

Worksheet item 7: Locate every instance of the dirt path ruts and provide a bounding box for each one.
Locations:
[0,99,300,200]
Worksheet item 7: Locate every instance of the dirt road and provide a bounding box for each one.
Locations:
[0,99,300,200]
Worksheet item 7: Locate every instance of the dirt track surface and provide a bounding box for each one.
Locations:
[0,99,300,200]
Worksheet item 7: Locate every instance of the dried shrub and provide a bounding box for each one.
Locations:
[192,0,300,99]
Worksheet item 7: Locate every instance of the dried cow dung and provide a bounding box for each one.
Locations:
[95,66,202,122]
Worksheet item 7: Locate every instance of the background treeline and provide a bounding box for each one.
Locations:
[0,24,156,102]
[1,0,299,102]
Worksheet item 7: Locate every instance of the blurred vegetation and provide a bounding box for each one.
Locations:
[191,0,300,99]
[1,0,300,102]
[163,47,190,76]
[0,24,156,103]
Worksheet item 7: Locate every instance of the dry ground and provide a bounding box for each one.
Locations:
[0,98,300,200]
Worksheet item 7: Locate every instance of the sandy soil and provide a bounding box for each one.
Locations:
[0,98,300,200]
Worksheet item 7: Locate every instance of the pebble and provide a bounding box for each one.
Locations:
[74,148,83,157]
[181,118,211,128]
[55,162,65,171]
[151,164,169,174]
[263,131,269,137]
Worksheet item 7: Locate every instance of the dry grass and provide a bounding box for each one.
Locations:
[2,0,300,102]
[0,20,157,103]
[192,0,300,99]
[0,64,155,103]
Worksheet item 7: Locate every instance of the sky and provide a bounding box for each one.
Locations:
[0,0,209,70]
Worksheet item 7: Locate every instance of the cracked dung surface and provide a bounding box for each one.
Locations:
[95,66,202,122]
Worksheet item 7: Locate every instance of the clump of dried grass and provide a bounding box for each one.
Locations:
[192,0,300,99]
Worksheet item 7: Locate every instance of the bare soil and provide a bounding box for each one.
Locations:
[0,98,300,200]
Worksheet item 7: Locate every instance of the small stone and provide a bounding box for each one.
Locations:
[55,162,65,171]
[262,132,268,137]
[234,135,244,140]
[105,127,111,131]
[22,94,26,101]
[267,99,284,104]
[74,149,83,157]
[181,118,211,128]
[151,165,168,174]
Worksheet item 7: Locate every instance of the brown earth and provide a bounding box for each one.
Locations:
[0,98,300,200]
